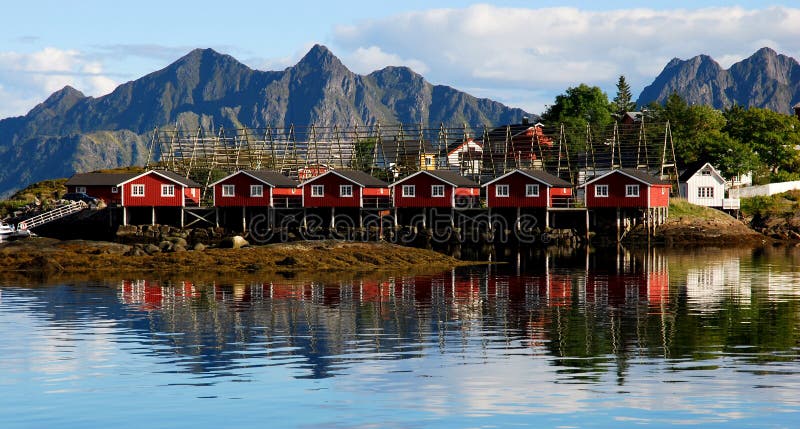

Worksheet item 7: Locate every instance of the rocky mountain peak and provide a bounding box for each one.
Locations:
[296,44,348,72]
[637,47,800,114]
[29,85,86,116]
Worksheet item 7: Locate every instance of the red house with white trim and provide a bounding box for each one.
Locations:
[390,170,480,208]
[582,169,670,208]
[210,170,301,208]
[300,170,390,208]
[483,169,573,208]
[117,170,202,207]
[65,172,138,205]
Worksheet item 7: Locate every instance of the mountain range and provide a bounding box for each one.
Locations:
[3,45,800,198]
[637,47,800,113]
[0,45,529,197]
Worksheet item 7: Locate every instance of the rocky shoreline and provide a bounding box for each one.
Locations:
[628,215,770,246]
[0,237,472,280]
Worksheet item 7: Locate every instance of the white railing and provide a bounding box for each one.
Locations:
[729,181,800,198]
[17,201,86,230]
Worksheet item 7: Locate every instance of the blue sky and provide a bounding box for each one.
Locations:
[1,1,799,119]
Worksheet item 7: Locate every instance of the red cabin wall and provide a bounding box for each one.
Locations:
[486,172,551,208]
[213,173,272,207]
[302,174,362,208]
[184,187,200,205]
[393,175,454,208]
[68,185,122,204]
[585,173,651,208]
[649,185,670,207]
[549,186,573,206]
[122,173,184,207]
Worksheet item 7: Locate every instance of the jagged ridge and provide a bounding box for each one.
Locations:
[0,44,530,197]
[637,47,800,113]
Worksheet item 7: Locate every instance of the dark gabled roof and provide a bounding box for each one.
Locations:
[616,168,669,185]
[65,172,138,186]
[424,170,480,187]
[581,168,668,187]
[678,161,719,182]
[152,170,203,188]
[242,170,299,187]
[482,169,572,188]
[328,170,389,187]
[391,170,479,187]
[517,169,572,187]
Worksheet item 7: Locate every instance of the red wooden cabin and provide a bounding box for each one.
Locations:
[210,170,301,208]
[65,172,138,205]
[300,170,390,208]
[117,170,202,207]
[390,170,480,208]
[582,169,670,208]
[483,169,573,208]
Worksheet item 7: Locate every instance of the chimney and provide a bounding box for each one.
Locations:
[521,116,529,125]
[794,103,800,121]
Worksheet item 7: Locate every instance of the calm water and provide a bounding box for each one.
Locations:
[1,246,800,428]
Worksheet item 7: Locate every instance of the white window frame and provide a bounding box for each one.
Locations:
[698,187,714,198]
[626,184,640,197]
[76,186,87,194]
[111,186,119,194]
[131,184,145,197]
[495,184,509,197]
[222,184,235,197]
[526,184,539,197]
[402,185,415,197]
[431,184,445,198]
[595,184,609,197]
[161,184,175,197]
[311,185,324,197]
[250,184,263,197]
[340,185,353,197]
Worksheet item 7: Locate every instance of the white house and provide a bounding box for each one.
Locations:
[679,162,739,209]
[444,138,483,175]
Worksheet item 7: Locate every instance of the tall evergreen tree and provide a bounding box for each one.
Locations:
[612,75,636,115]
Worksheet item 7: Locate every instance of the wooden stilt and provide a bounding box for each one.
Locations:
[151,206,156,226]
[123,206,128,226]
[242,206,247,233]
[585,209,590,242]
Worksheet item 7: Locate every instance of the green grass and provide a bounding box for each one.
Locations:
[669,198,734,221]
[740,191,800,219]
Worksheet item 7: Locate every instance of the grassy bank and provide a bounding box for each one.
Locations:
[628,198,765,245]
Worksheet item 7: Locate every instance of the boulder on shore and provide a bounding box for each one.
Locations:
[218,236,249,249]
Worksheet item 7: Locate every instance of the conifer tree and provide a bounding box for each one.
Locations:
[612,75,636,115]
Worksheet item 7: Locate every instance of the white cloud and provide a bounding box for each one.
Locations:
[332,5,800,113]
[0,47,119,118]
[345,46,429,75]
